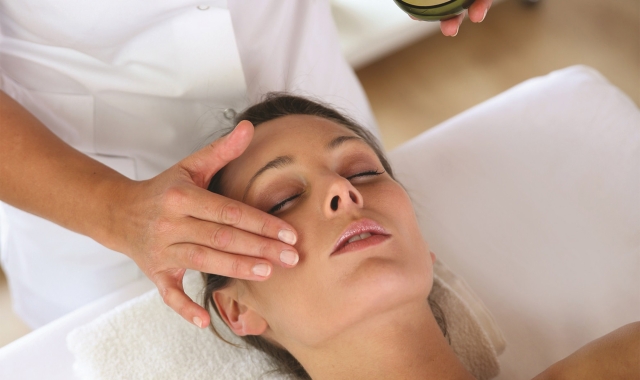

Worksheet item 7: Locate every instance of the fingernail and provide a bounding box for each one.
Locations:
[481,8,488,22]
[252,263,271,277]
[193,316,203,328]
[280,250,299,266]
[278,229,297,245]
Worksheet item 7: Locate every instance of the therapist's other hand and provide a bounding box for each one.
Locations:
[116,121,298,329]
[441,0,491,36]
[409,0,492,37]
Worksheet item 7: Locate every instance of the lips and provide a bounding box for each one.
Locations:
[331,218,390,256]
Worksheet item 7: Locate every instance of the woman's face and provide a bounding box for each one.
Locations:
[217,115,434,347]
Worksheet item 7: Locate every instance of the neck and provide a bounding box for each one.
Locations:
[291,300,476,380]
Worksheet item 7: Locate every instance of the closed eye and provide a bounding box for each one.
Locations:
[269,192,303,214]
[347,170,385,180]
[267,170,383,214]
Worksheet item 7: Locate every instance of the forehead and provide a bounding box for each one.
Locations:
[252,114,356,148]
[221,115,360,195]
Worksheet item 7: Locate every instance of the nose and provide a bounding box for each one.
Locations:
[324,176,364,217]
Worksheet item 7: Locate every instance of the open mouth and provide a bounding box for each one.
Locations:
[331,219,391,256]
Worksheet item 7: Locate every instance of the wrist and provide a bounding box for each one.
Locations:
[90,173,141,256]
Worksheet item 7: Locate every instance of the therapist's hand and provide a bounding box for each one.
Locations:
[115,120,298,329]
[440,0,492,36]
[410,0,493,37]
[1,91,293,329]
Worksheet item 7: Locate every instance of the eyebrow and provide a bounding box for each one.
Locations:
[326,135,361,150]
[242,135,363,200]
[243,155,294,201]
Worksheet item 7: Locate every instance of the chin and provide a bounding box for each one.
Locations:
[346,256,433,315]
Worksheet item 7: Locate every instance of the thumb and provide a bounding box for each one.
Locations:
[181,120,254,186]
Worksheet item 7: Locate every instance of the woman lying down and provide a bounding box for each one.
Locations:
[201,94,639,380]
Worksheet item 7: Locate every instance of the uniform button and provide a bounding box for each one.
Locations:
[197,5,210,10]
[223,108,237,120]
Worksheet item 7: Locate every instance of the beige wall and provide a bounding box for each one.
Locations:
[358,0,639,149]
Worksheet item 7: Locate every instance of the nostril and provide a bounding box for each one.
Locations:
[349,191,358,203]
[330,196,339,211]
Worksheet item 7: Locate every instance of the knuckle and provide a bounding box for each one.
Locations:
[159,286,171,306]
[160,287,188,317]
[212,226,234,250]
[161,186,187,209]
[260,217,274,237]
[219,201,242,225]
[229,259,243,278]
[258,241,274,259]
[187,245,208,270]
[146,262,163,279]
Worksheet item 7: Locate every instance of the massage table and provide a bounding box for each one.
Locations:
[0,65,638,379]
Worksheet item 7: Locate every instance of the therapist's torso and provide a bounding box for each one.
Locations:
[0,0,377,327]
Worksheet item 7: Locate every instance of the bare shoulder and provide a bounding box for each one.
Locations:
[531,322,640,380]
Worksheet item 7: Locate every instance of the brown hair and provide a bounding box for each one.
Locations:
[202,93,447,379]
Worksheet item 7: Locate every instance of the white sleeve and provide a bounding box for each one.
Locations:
[228,0,380,138]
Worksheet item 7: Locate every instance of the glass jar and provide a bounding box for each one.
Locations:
[393,0,477,21]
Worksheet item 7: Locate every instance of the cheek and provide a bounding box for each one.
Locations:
[248,260,338,344]
[390,186,414,214]
[364,181,433,276]
[364,181,418,228]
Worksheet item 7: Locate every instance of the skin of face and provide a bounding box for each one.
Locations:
[213,115,435,350]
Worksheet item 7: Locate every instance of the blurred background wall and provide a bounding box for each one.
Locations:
[1,0,638,347]
[345,0,639,149]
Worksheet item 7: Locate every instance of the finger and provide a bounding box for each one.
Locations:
[180,120,254,187]
[181,187,298,245]
[155,269,212,328]
[440,13,465,36]
[177,217,299,267]
[169,243,274,280]
[468,0,492,23]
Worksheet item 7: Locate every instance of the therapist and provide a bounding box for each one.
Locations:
[0,0,492,329]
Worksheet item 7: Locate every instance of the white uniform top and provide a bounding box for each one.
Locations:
[0,0,377,327]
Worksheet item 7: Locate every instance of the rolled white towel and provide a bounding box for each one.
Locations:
[67,260,505,380]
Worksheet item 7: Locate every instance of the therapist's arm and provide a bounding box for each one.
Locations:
[0,91,299,328]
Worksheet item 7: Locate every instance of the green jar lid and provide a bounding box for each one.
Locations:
[393,0,476,21]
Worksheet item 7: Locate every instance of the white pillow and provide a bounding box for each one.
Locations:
[389,65,640,379]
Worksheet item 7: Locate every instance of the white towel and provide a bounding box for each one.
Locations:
[67,261,505,379]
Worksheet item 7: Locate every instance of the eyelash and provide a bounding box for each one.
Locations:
[267,169,385,214]
[269,193,303,214]
[347,170,385,180]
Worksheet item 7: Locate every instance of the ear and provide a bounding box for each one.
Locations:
[213,288,268,336]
